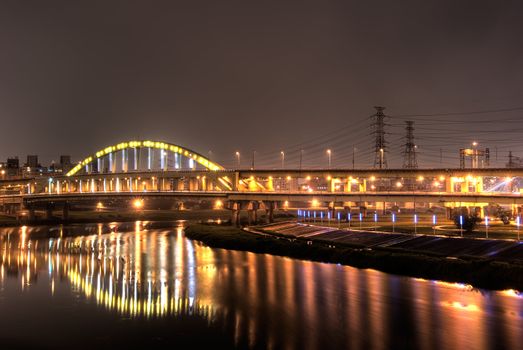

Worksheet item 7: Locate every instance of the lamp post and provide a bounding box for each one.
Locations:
[379,148,384,169]
[280,151,285,169]
[485,216,489,238]
[414,214,418,234]
[235,151,240,168]
[432,214,437,235]
[516,216,521,241]
[359,212,363,230]
[459,215,463,237]
[347,212,351,231]
[326,149,331,169]
[392,213,396,233]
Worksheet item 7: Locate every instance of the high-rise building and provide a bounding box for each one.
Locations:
[26,155,39,168]
[7,157,20,177]
[60,155,72,173]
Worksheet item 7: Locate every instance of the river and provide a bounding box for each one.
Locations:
[0,222,521,349]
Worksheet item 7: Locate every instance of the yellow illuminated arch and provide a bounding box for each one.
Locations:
[66,140,224,176]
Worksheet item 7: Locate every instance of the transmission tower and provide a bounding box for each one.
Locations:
[371,106,388,169]
[402,121,418,169]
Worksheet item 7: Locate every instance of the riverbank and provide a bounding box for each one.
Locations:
[185,223,523,291]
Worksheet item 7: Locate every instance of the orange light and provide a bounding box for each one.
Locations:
[133,199,144,209]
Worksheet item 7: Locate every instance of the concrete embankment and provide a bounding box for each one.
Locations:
[185,222,523,291]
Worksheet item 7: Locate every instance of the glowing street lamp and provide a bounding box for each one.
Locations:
[280,151,285,169]
[347,212,352,231]
[392,213,396,233]
[414,214,418,234]
[235,151,240,168]
[133,199,144,210]
[326,149,332,169]
[374,212,378,231]
[459,215,464,237]
[485,216,489,238]
[516,216,521,241]
[432,214,437,235]
[337,212,341,228]
[359,212,363,230]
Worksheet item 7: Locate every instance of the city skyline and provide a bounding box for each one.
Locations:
[0,1,522,168]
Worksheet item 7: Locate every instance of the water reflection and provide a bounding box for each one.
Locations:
[1,223,522,349]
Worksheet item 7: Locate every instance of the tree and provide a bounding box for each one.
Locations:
[453,213,481,232]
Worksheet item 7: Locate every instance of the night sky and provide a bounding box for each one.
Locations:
[1,0,522,168]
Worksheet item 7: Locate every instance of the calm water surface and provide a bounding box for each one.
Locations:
[0,222,522,349]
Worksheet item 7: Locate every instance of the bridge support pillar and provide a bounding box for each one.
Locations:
[266,201,275,223]
[63,202,69,220]
[246,201,258,225]
[45,205,53,220]
[28,208,35,221]
[231,202,240,227]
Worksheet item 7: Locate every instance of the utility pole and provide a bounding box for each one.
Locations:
[508,151,515,168]
[371,106,388,169]
[402,121,418,169]
[352,146,355,170]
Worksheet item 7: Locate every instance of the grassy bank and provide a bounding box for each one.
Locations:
[185,223,523,291]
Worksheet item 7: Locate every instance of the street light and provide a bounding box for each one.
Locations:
[485,216,489,238]
[379,148,384,168]
[280,151,285,169]
[392,213,396,233]
[235,151,240,168]
[516,216,521,241]
[326,149,331,169]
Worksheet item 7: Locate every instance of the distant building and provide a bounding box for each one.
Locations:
[7,157,20,177]
[25,155,40,168]
[59,155,72,173]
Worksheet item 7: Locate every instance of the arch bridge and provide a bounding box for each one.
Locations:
[3,140,523,224]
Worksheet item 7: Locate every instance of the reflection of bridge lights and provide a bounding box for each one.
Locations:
[505,177,513,183]
[133,199,144,209]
